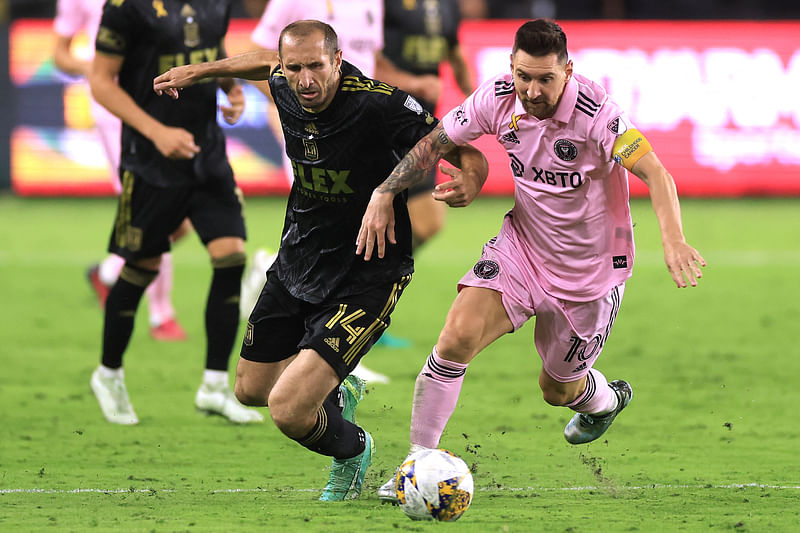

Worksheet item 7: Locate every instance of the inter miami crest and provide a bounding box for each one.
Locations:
[473,260,500,280]
[554,139,578,161]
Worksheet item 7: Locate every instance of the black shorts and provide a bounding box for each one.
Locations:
[241,273,412,380]
[108,170,246,261]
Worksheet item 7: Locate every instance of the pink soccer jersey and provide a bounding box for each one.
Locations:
[53,0,102,47]
[54,0,122,189]
[251,0,383,77]
[442,73,636,302]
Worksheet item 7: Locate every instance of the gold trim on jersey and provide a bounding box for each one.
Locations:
[341,76,394,96]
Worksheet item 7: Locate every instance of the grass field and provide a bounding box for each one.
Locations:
[1,194,799,532]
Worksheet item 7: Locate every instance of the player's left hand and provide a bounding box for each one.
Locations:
[220,84,245,125]
[433,164,482,207]
[356,190,396,261]
[663,240,706,288]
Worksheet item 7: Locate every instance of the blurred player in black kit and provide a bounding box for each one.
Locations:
[88,0,263,426]
[376,0,473,250]
[154,19,488,500]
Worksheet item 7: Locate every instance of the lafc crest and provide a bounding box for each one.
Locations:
[181,4,200,47]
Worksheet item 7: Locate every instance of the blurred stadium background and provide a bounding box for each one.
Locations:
[0,0,799,198]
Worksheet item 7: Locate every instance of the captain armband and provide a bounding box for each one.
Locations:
[611,128,653,171]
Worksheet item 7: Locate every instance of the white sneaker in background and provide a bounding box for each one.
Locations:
[90,366,139,425]
[195,382,264,424]
[240,248,277,318]
[351,362,391,384]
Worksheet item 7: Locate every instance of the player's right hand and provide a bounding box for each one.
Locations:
[356,190,396,261]
[152,125,200,159]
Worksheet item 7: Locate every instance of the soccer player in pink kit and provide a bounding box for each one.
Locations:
[53,0,187,341]
[355,19,707,502]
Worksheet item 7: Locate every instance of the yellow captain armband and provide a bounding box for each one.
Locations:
[611,128,653,171]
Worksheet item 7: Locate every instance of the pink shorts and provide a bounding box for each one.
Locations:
[458,219,625,383]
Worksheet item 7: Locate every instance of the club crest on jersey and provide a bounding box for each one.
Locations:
[303,139,319,161]
[554,139,578,161]
[473,259,500,280]
[181,4,200,47]
[404,95,424,115]
[607,116,628,135]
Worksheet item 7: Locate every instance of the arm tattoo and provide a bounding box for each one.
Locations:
[377,124,452,194]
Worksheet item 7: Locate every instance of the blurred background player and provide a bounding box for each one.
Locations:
[244,0,411,375]
[88,0,262,425]
[52,0,188,341]
[375,0,474,251]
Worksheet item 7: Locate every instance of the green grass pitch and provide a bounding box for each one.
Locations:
[1,194,799,532]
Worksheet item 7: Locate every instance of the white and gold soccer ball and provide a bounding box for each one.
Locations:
[395,448,474,521]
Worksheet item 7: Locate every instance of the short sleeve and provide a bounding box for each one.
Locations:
[95,1,138,57]
[383,91,439,152]
[441,76,497,145]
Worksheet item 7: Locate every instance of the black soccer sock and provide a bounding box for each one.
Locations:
[204,253,246,371]
[295,398,366,460]
[101,264,158,369]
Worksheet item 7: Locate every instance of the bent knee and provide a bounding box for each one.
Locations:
[234,380,268,407]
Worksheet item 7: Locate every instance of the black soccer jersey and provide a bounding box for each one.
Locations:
[95,0,233,187]
[382,0,462,111]
[268,61,438,303]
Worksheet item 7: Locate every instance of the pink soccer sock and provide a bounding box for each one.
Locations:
[146,252,176,327]
[409,347,469,449]
[566,368,618,415]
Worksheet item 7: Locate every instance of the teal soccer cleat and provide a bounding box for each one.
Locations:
[319,431,374,501]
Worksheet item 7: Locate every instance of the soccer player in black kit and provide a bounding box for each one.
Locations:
[154,20,488,500]
[88,0,262,425]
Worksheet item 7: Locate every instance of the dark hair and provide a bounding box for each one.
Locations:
[513,19,568,63]
[278,19,339,61]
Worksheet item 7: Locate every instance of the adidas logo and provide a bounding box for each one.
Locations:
[572,362,587,373]
[305,122,319,135]
[501,131,520,144]
[324,337,340,352]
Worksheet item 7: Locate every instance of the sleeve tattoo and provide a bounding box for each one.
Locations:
[376,124,452,194]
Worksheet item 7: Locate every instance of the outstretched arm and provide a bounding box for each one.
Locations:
[632,152,706,287]
[356,123,487,260]
[153,49,277,98]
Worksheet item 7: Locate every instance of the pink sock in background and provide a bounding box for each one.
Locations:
[146,252,176,327]
[410,347,469,449]
[566,368,618,415]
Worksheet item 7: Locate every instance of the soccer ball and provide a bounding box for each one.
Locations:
[395,448,474,521]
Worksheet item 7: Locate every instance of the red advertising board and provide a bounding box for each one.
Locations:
[9,19,800,197]
[438,20,800,197]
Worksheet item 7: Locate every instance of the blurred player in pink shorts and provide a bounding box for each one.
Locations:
[356,19,707,502]
[53,0,187,340]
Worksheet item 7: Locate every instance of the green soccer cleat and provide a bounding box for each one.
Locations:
[564,380,633,445]
[319,431,374,501]
[340,374,365,424]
